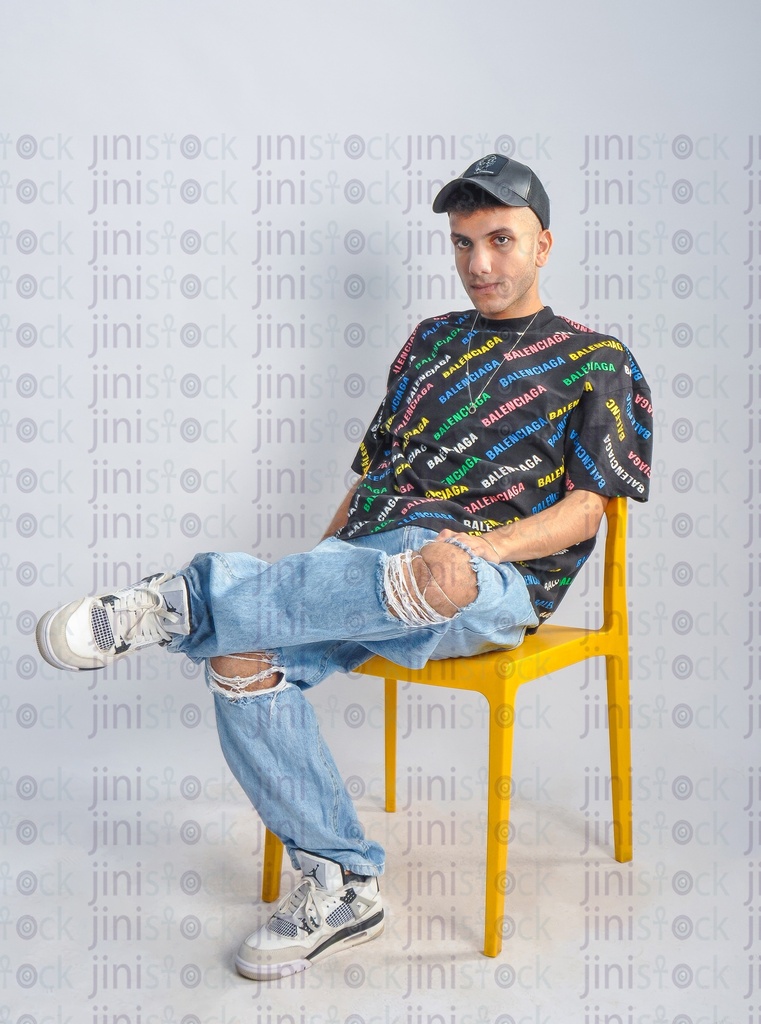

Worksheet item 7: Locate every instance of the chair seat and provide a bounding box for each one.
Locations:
[361,622,619,690]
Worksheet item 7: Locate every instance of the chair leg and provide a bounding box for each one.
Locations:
[483,690,517,958]
[384,678,398,813]
[262,828,284,903]
[606,652,633,863]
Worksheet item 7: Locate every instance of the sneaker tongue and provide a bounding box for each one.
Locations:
[295,851,345,891]
[156,577,191,635]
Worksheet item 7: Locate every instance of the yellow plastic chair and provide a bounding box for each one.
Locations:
[261,497,631,957]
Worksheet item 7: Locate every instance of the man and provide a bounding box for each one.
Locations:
[37,155,653,980]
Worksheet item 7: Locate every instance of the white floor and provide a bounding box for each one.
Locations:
[7,668,748,1023]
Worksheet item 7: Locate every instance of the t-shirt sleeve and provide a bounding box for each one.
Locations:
[350,393,392,477]
[349,328,417,477]
[563,347,653,502]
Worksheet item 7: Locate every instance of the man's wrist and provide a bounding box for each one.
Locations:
[481,533,505,562]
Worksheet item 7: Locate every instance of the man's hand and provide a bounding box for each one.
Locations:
[438,488,609,563]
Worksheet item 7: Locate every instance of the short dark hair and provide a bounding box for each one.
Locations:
[438,183,505,215]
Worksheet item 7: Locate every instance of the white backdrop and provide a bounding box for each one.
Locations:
[1,2,758,1022]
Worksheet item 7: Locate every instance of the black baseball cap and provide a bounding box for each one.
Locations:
[432,154,550,229]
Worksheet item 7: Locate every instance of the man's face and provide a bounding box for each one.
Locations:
[449,205,553,319]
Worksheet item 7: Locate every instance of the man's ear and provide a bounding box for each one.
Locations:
[536,229,553,267]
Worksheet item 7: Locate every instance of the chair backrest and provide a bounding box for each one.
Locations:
[601,496,628,636]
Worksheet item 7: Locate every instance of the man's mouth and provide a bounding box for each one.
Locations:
[470,281,500,291]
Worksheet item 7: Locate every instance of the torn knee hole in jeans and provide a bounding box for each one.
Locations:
[383,549,467,627]
[206,653,284,702]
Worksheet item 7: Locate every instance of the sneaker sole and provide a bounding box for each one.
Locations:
[234,911,384,981]
[35,607,99,672]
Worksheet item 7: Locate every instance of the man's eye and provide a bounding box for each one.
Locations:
[494,235,511,245]
[454,239,470,249]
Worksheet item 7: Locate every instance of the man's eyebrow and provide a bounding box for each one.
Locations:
[450,227,513,240]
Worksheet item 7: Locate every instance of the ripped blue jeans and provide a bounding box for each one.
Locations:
[170,526,538,876]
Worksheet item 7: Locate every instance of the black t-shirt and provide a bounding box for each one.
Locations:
[336,306,653,621]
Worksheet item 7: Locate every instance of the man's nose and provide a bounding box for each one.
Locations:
[469,244,491,275]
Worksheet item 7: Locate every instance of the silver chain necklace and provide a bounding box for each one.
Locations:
[465,309,541,415]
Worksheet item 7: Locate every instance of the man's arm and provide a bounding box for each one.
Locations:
[438,488,609,562]
[321,480,361,539]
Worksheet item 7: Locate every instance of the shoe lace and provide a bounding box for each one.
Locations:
[108,579,181,645]
[269,879,323,935]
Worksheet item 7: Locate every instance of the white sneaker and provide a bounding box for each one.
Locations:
[235,850,384,980]
[36,573,190,671]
